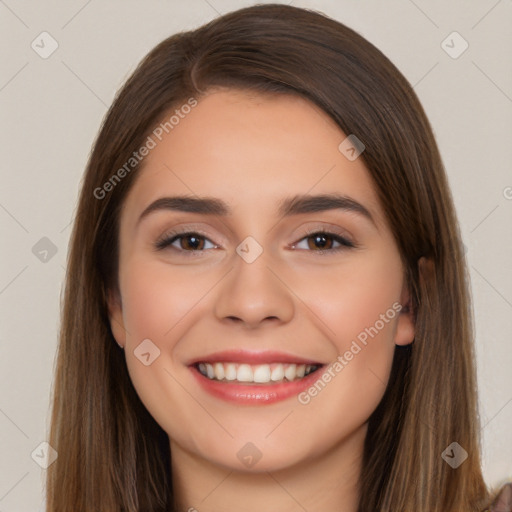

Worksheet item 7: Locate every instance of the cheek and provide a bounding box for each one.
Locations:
[290,251,403,348]
[119,257,211,343]
[117,258,215,443]
[117,258,203,402]
[283,274,400,460]
[288,253,402,409]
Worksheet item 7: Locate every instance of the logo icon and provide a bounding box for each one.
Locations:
[441,442,468,468]
[134,339,161,366]
[32,237,58,263]
[237,442,262,468]
[236,236,263,264]
[338,134,365,161]
[31,441,58,469]
[31,32,59,59]
[441,32,469,59]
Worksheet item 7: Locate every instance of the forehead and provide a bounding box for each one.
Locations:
[120,89,383,228]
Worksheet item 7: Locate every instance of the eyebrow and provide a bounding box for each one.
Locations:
[137,193,375,226]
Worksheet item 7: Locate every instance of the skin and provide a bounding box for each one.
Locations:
[108,88,416,512]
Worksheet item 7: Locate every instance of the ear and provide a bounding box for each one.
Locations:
[394,259,420,347]
[106,288,127,349]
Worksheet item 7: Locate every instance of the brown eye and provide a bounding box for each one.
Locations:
[293,230,355,253]
[307,233,335,250]
[177,234,205,251]
[155,232,216,252]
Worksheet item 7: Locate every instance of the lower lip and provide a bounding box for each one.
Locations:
[189,365,325,404]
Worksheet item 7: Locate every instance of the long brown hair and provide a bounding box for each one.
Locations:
[46,4,493,510]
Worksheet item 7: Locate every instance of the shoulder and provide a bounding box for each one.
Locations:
[484,482,512,512]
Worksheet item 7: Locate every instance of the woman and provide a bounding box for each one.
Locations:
[45,4,511,511]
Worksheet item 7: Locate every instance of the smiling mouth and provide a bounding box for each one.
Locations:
[195,362,322,384]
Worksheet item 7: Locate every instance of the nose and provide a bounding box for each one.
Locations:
[213,249,295,329]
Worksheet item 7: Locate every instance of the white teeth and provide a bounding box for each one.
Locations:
[225,363,237,381]
[214,362,224,380]
[253,364,271,383]
[284,363,296,381]
[270,364,284,381]
[197,361,319,383]
[237,364,253,382]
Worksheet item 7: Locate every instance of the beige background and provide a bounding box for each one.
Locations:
[0,0,511,509]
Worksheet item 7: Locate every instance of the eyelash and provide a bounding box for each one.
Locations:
[154,228,356,255]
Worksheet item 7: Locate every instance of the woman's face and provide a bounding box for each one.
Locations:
[108,88,415,473]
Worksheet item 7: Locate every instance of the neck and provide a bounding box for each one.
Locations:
[170,424,366,512]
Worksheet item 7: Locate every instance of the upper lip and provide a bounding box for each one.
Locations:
[188,350,325,366]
